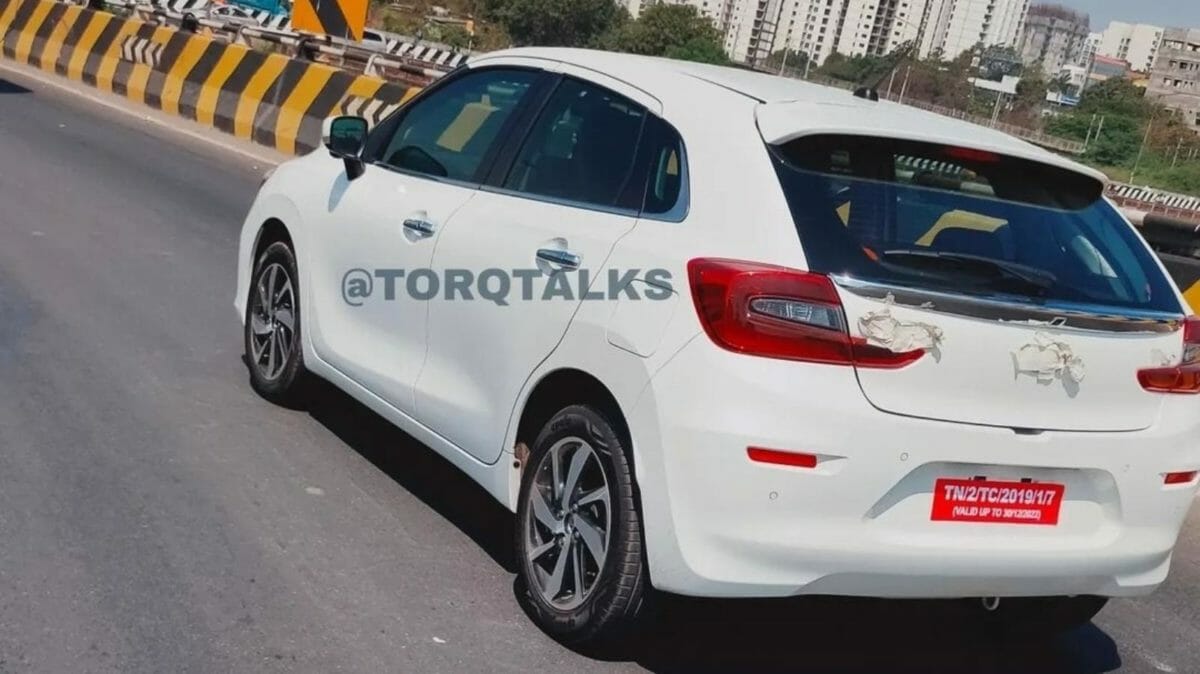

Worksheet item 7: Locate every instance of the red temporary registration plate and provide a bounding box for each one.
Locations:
[931,478,1065,525]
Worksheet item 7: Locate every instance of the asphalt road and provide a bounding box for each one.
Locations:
[0,64,1197,674]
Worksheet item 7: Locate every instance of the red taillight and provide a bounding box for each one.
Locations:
[687,258,924,368]
[747,447,819,468]
[1164,471,1198,485]
[1138,316,1200,394]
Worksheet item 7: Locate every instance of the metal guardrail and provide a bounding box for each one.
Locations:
[878,94,1087,155]
[758,65,1087,156]
[1108,183,1200,219]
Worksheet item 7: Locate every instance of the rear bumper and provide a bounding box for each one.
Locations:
[629,337,1200,599]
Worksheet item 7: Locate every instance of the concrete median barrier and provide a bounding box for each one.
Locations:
[0,0,419,153]
[2,0,1199,310]
[1162,255,1200,314]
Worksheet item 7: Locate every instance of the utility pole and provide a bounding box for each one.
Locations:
[898,66,911,104]
[886,68,897,97]
[804,50,813,79]
[779,47,788,76]
[1172,137,1184,168]
[1084,113,1097,148]
[990,91,1005,127]
[1129,119,1154,185]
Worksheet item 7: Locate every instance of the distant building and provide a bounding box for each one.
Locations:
[916,0,1030,61]
[623,0,1032,67]
[1096,21,1164,73]
[1147,28,1200,130]
[834,0,924,59]
[1087,54,1130,89]
[1079,31,1101,66]
[617,0,757,62]
[1019,5,1090,77]
[776,0,851,67]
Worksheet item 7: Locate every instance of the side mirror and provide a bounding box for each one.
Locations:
[322,116,368,180]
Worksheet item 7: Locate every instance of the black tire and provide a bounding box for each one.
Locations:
[973,595,1108,637]
[515,405,648,645]
[244,241,308,407]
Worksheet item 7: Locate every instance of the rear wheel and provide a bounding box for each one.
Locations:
[245,241,307,406]
[973,595,1108,636]
[515,405,647,645]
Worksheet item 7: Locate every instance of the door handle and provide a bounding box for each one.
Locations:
[403,218,436,236]
[536,248,581,270]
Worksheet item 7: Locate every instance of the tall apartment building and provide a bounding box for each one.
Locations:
[1096,21,1164,73]
[1018,5,1090,77]
[731,0,790,65]
[831,0,925,58]
[1078,31,1101,67]
[916,0,1030,61]
[621,0,781,64]
[772,0,848,66]
[1147,28,1200,130]
[622,0,1029,66]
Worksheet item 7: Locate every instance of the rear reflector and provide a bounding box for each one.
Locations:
[1138,316,1200,394]
[1164,471,1198,485]
[747,447,818,468]
[688,258,924,368]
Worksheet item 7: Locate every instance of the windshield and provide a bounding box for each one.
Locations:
[770,135,1181,314]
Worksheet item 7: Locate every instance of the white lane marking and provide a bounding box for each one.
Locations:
[0,60,284,168]
[305,486,324,496]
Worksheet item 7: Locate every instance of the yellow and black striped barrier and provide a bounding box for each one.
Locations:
[2,0,1199,311]
[1162,256,1200,314]
[0,0,418,153]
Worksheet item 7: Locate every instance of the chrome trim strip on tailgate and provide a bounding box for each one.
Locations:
[833,276,1185,334]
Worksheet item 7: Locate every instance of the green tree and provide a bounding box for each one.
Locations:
[1076,78,1153,119]
[596,4,727,64]
[1004,72,1049,125]
[763,48,809,72]
[664,36,729,64]
[422,22,474,49]
[481,0,624,47]
[1084,114,1142,166]
[818,53,891,83]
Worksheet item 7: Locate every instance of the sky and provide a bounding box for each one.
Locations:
[1066,0,1200,31]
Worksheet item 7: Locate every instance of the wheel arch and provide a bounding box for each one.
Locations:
[253,217,293,265]
[514,368,633,459]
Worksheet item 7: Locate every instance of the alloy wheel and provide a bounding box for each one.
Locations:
[249,262,296,381]
[524,436,612,610]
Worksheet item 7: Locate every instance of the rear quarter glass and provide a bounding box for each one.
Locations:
[769,135,1182,315]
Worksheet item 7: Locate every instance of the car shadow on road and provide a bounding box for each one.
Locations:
[594,595,1123,673]
[0,79,32,95]
[300,377,518,573]
[295,375,1123,674]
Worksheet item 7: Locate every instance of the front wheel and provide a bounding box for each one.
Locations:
[515,405,648,645]
[245,241,308,406]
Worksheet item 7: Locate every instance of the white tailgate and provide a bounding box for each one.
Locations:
[839,292,1178,432]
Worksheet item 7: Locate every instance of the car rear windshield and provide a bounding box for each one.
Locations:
[770,135,1181,314]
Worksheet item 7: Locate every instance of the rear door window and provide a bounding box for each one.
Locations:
[770,135,1181,314]
[502,77,647,210]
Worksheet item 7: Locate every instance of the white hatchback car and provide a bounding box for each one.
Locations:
[236,48,1200,643]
